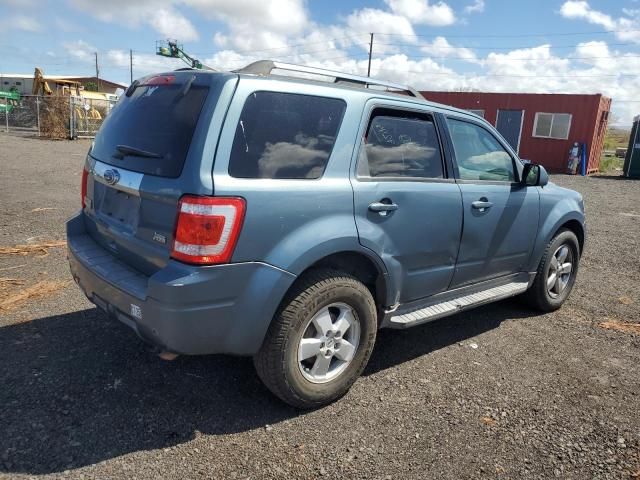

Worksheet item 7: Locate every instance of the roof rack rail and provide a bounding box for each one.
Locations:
[234,60,424,99]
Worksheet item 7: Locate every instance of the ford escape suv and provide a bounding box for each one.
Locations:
[67,61,586,408]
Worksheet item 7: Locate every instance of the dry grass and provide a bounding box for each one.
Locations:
[0,279,70,312]
[30,207,57,213]
[598,319,640,335]
[0,277,25,288]
[480,416,497,426]
[0,240,66,257]
[40,96,71,140]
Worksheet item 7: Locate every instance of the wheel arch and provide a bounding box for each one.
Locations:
[529,211,585,272]
[279,249,391,319]
[559,219,585,255]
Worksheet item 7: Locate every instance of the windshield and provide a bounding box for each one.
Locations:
[91,73,211,177]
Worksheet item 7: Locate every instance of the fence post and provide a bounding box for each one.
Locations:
[4,108,8,133]
[36,96,41,136]
[69,97,73,139]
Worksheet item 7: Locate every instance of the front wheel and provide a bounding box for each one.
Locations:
[253,269,377,409]
[523,228,580,312]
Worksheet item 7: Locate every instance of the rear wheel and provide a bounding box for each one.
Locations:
[523,228,580,311]
[253,269,377,409]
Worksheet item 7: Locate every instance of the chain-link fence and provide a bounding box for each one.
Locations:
[0,94,116,139]
[0,95,41,136]
[70,96,117,138]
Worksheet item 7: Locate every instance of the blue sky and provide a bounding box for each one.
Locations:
[0,0,639,123]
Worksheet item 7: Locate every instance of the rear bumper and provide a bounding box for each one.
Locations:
[66,212,296,355]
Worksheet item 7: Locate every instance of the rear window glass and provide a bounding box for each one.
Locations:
[91,75,209,178]
[229,91,346,179]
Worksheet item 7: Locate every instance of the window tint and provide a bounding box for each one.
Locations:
[229,92,346,179]
[358,113,444,179]
[92,73,211,178]
[447,118,515,182]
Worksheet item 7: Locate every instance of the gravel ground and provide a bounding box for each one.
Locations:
[1,134,639,479]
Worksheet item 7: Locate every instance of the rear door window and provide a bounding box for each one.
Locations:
[229,91,346,179]
[91,74,210,178]
[357,110,445,179]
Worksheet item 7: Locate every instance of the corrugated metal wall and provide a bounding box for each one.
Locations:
[422,91,610,173]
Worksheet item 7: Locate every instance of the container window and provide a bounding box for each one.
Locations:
[533,112,572,140]
[229,92,346,179]
[467,109,485,118]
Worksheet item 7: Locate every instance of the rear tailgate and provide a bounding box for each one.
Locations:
[81,71,238,276]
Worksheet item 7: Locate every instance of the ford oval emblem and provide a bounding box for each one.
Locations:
[104,169,120,185]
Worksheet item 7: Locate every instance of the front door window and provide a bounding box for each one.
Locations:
[447,118,515,182]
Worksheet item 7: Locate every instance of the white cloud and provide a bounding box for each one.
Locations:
[69,1,198,41]
[149,8,199,42]
[346,8,416,37]
[63,40,97,62]
[420,36,479,63]
[560,1,640,43]
[385,0,456,26]
[560,1,616,29]
[185,0,308,36]
[180,0,309,53]
[464,0,485,14]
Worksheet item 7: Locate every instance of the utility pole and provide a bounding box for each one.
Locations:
[94,52,101,92]
[129,49,133,83]
[367,33,374,77]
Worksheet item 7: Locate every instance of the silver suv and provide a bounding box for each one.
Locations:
[67,61,586,408]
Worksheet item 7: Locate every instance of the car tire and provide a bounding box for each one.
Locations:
[253,268,378,409]
[523,228,580,312]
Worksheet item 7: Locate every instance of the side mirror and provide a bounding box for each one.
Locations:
[522,163,549,187]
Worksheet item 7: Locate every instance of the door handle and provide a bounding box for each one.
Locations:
[472,199,493,211]
[369,201,398,216]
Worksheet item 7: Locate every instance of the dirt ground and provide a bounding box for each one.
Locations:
[0,134,639,479]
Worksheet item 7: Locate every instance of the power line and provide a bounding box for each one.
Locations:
[372,28,640,38]
[404,70,638,78]
[374,41,638,50]
[181,35,369,56]
[401,54,640,62]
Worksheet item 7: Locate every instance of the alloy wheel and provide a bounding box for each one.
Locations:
[297,302,361,384]
[547,244,574,298]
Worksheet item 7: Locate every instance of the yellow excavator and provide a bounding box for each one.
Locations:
[32,67,102,120]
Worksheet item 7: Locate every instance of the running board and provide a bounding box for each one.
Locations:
[388,281,529,328]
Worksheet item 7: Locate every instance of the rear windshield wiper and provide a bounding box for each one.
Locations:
[113,144,162,159]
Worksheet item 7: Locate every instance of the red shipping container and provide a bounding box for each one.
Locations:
[422,91,611,174]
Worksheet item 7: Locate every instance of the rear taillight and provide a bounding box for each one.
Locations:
[171,196,246,265]
[81,167,88,209]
